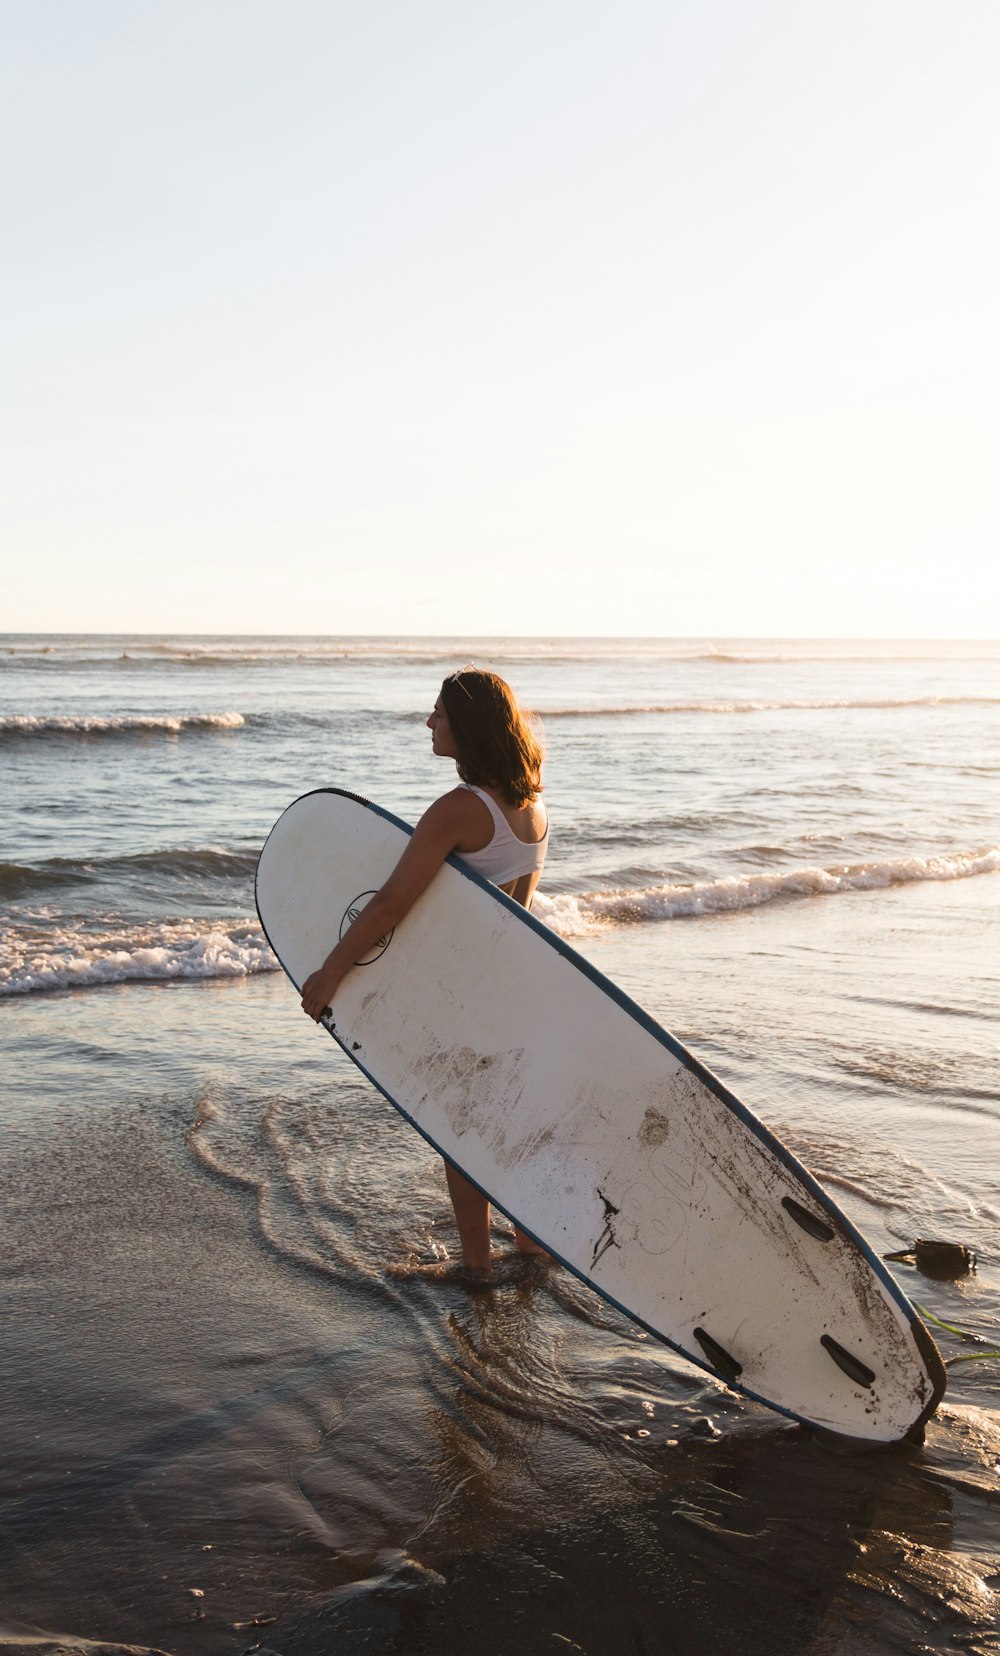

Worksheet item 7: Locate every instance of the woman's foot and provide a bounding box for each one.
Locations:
[387,1257,497,1289]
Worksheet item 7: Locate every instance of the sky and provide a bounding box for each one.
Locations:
[3,0,998,637]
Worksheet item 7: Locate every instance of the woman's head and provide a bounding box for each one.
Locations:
[428,668,543,805]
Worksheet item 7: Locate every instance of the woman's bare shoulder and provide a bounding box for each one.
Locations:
[414,787,487,833]
[415,786,493,852]
[422,785,479,816]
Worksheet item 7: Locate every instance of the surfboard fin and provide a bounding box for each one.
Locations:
[781,1196,835,1242]
[693,1327,743,1384]
[820,1335,876,1389]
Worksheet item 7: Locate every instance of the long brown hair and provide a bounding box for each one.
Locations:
[440,669,544,806]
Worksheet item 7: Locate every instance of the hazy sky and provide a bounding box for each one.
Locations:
[3,1,998,636]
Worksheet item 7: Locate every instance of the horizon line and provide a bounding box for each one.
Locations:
[4,631,999,645]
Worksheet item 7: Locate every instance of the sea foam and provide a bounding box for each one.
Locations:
[5,843,997,993]
[533,846,1000,936]
[0,711,245,738]
[0,917,277,996]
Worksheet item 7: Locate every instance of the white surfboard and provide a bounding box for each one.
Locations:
[256,789,946,1445]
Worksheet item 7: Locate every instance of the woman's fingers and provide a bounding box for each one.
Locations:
[301,968,340,1021]
[300,971,329,1020]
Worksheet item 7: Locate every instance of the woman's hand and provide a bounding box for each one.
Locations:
[301,965,342,1023]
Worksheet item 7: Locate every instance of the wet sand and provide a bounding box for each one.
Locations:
[3,962,999,1654]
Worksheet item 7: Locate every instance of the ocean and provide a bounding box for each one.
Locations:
[2,634,998,1655]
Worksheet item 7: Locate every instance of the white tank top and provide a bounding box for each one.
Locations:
[457,785,548,885]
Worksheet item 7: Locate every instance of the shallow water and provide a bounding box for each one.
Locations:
[1,636,998,1653]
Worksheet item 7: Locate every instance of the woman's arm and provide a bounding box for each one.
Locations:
[300,789,485,1021]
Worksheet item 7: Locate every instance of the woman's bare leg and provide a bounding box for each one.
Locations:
[443,1162,553,1270]
[513,1226,553,1259]
[444,1162,494,1274]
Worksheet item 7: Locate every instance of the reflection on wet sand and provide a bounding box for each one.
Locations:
[258,1265,1000,1656]
[257,1274,1000,1656]
[2,982,998,1656]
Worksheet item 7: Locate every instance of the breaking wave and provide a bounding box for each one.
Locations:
[0,915,277,996]
[533,846,1000,936]
[5,846,997,993]
[0,711,245,740]
[4,701,993,749]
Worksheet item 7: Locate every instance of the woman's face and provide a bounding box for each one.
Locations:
[427,695,459,759]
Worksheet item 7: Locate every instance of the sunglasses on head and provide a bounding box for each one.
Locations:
[448,662,476,698]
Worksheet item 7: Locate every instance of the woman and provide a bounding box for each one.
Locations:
[300,667,550,1283]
